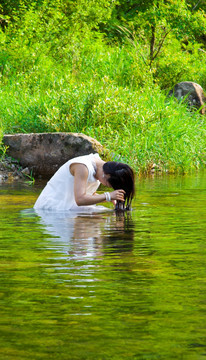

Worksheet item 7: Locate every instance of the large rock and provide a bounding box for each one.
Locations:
[168,81,206,114]
[3,132,106,178]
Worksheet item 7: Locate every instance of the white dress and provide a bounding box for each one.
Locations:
[34,153,102,211]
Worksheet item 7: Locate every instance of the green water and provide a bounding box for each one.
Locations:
[0,173,206,360]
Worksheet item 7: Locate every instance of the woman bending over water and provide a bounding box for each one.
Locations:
[34,153,135,211]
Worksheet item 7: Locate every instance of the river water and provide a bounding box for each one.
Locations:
[0,172,206,360]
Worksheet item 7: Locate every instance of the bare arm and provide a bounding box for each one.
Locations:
[70,163,125,206]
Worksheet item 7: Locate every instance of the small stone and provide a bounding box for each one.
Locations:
[151,163,157,169]
[21,167,30,175]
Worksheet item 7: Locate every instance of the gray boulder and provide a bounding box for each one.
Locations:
[168,81,206,114]
[3,132,106,178]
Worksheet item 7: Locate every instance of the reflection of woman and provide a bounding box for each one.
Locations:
[34,209,105,258]
[34,153,135,211]
[103,212,135,254]
[34,210,134,258]
[35,209,104,243]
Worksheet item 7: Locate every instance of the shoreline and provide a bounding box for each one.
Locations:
[0,157,31,183]
[1,155,205,185]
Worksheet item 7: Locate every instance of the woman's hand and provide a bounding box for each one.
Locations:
[110,189,125,202]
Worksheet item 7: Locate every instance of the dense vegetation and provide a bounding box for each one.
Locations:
[0,0,206,173]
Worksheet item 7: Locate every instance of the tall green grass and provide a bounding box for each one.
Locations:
[0,32,206,173]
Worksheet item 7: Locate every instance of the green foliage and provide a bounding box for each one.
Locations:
[152,34,206,88]
[103,0,206,48]
[0,126,7,160]
[0,0,205,174]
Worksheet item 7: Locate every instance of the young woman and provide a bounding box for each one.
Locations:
[34,153,135,211]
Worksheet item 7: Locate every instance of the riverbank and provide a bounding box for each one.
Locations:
[0,1,206,174]
[0,157,30,183]
[1,84,206,174]
[0,155,155,184]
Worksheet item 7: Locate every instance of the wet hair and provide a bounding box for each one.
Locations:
[103,161,135,210]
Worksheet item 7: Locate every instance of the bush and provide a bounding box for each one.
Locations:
[0,2,205,174]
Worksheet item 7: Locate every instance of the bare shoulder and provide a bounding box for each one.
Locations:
[70,163,88,178]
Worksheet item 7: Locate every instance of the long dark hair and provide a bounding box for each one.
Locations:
[103,161,135,210]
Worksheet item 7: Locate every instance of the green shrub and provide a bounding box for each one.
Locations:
[0,3,205,174]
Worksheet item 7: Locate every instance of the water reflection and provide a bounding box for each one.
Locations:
[103,211,135,254]
[34,209,135,258]
[1,173,206,360]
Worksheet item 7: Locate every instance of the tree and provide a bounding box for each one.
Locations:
[110,0,206,66]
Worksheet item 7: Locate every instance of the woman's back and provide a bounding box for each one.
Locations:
[34,153,100,211]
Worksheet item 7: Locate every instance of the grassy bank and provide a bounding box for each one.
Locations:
[0,22,206,173]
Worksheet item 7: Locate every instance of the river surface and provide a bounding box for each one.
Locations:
[0,173,206,360]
